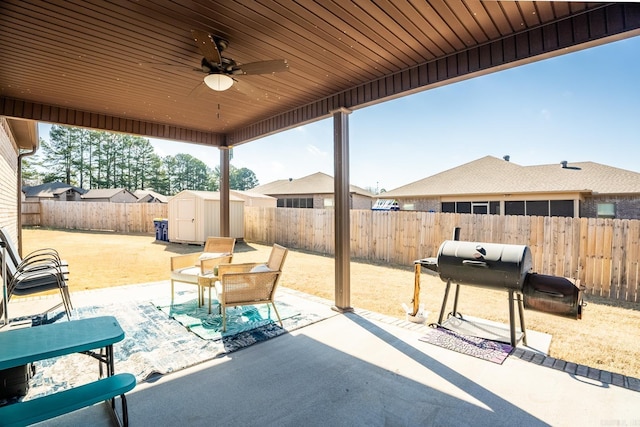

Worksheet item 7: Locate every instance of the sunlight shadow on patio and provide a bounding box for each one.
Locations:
[116,313,548,426]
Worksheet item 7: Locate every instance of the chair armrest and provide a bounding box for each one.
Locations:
[200,255,233,273]
[170,253,200,270]
[218,262,268,275]
[22,248,62,262]
[17,252,64,272]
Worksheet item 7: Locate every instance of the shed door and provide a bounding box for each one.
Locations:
[176,197,196,242]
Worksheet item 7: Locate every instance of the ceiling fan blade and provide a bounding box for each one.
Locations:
[230,79,268,100]
[237,59,289,75]
[191,30,222,65]
[188,81,212,98]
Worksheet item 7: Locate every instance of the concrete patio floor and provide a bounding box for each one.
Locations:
[5,283,640,427]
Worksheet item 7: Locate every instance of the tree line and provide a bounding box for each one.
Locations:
[22,125,259,195]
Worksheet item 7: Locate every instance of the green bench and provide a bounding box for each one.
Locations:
[0,372,136,427]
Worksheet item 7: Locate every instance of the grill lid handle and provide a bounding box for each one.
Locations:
[462,260,488,268]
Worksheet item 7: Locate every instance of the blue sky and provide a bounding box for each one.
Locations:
[41,35,640,192]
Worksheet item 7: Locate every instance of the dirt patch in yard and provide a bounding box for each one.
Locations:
[20,227,640,379]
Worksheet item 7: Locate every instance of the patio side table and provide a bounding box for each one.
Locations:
[198,272,218,314]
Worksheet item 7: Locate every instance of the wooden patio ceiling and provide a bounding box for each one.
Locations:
[1,1,639,149]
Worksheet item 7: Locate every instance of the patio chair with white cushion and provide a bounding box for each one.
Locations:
[214,244,288,331]
[169,237,235,305]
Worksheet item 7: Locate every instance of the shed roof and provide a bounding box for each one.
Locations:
[172,190,243,202]
[229,190,276,201]
[382,156,640,198]
[252,172,373,197]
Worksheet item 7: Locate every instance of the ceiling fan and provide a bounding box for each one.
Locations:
[190,30,289,92]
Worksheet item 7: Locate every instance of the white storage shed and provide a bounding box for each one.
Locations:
[167,190,245,244]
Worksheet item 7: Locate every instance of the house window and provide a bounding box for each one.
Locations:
[597,203,615,218]
[456,202,471,214]
[550,200,574,217]
[324,198,333,208]
[526,201,549,217]
[472,202,488,214]
[442,201,496,214]
[505,201,525,216]
[441,202,455,213]
[277,197,314,208]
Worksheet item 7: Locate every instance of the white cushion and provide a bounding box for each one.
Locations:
[170,266,201,283]
[249,264,271,273]
[196,252,230,267]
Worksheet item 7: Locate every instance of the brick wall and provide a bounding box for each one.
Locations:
[0,118,19,241]
[581,195,640,220]
[351,194,373,210]
[398,197,440,212]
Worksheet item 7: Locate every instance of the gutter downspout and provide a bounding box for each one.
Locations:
[17,145,37,256]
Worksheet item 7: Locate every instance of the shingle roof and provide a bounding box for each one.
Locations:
[81,188,135,199]
[229,190,276,200]
[252,172,373,197]
[22,182,85,198]
[383,156,640,198]
[134,189,169,203]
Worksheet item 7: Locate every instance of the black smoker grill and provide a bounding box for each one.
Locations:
[418,237,585,346]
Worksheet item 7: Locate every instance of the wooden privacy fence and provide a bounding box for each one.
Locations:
[21,201,41,226]
[244,207,640,303]
[27,200,168,233]
[22,202,640,302]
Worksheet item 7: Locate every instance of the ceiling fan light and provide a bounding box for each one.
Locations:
[204,74,233,91]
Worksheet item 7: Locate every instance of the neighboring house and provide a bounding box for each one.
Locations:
[381,155,640,220]
[134,189,169,203]
[22,182,86,202]
[81,188,138,203]
[251,172,374,210]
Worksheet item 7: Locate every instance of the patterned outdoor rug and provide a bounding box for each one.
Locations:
[3,295,327,405]
[419,326,514,364]
[156,298,300,341]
